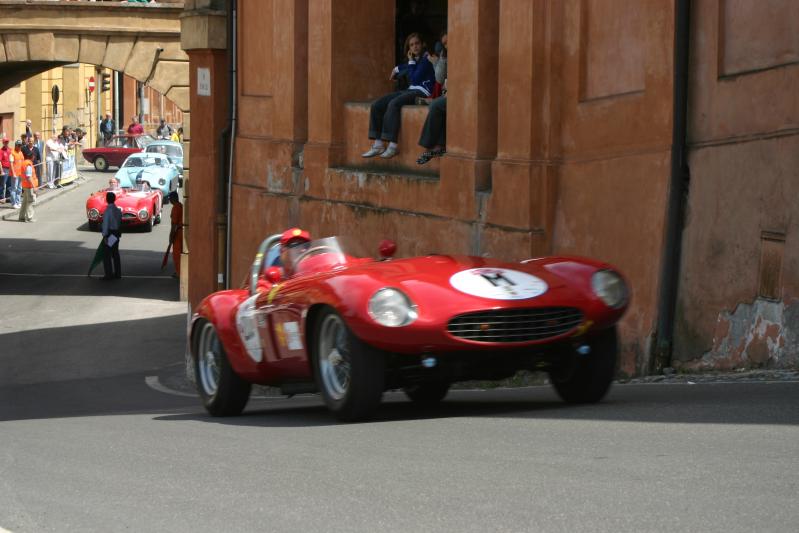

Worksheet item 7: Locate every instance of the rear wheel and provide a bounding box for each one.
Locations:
[93,156,108,172]
[312,308,385,421]
[549,326,618,404]
[193,319,251,416]
[403,381,451,406]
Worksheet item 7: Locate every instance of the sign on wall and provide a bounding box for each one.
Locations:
[197,68,211,96]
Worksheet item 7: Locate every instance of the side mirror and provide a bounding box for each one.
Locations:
[265,266,282,284]
[378,239,397,259]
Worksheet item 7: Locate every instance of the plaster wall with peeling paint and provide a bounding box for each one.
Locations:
[673,0,799,371]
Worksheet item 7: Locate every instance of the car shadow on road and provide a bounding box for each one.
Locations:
[151,381,799,428]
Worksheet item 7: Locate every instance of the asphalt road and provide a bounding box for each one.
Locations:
[1,170,798,532]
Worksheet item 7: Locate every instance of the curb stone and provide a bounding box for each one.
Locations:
[1,172,89,221]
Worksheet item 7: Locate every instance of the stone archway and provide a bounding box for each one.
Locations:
[0,0,189,112]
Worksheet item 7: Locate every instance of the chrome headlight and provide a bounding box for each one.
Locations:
[158,178,166,186]
[591,270,628,309]
[138,209,149,221]
[88,208,99,220]
[368,288,418,327]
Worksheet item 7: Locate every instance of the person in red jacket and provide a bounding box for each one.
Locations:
[0,137,13,203]
[127,116,144,135]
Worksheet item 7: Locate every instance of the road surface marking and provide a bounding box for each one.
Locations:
[145,376,197,398]
[144,376,307,401]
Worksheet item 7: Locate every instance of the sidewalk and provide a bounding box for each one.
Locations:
[0,172,89,221]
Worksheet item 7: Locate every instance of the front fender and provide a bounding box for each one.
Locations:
[191,289,264,380]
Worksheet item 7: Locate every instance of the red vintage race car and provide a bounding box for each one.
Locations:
[190,231,630,421]
[85,181,163,232]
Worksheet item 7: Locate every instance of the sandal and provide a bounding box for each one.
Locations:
[417,148,446,165]
[416,151,435,165]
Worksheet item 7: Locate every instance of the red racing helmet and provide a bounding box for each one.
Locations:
[280,227,311,246]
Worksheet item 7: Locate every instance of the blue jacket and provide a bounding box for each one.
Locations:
[397,54,436,96]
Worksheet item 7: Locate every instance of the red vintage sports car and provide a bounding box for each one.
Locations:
[190,230,630,421]
[85,180,163,232]
[81,134,155,172]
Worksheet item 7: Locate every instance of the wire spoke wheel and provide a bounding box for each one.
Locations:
[197,322,222,397]
[312,308,386,421]
[192,318,251,416]
[318,313,351,400]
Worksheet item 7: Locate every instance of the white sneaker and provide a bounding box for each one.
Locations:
[361,147,385,158]
[13,203,21,208]
[380,146,399,159]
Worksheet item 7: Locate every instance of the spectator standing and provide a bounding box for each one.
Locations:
[101,191,122,280]
[100,114,115,145]
[167,191,183,279]
[0,137,13,203]
[170,127,183,143]
[156,118,173,140]
[33,132,45,179]
[24,120,33,141]
[10,140,27,208]
[26,137,42,182]
[361,33,436,159]
[45,134,65,189]
[18,157,38,223]
[127,116,144,135]
[20,134,33,160]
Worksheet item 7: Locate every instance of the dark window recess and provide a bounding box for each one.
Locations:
[758,231,785,301]
[395,0,448,64]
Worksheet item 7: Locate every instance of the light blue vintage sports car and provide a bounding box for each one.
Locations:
[114,153,180,196]
[145,140,183,174]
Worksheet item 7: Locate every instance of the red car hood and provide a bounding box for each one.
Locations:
[86,189,157,212]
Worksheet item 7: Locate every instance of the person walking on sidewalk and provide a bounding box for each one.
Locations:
[167,191,183,279]
[18,157,38,223]
[101,192,122,280]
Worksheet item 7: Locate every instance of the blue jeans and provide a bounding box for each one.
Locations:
[1,170,8,200]
[7,176,20,205]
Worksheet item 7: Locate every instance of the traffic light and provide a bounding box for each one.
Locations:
[101,73,111,93]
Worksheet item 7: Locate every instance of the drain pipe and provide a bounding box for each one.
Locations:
[653,0,691,373]
[223,0,238,289]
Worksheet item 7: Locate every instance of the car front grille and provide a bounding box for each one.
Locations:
[447,307,584,343]
[122,213,137,219]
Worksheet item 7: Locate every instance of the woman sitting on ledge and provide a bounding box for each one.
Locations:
[361,33,435,160]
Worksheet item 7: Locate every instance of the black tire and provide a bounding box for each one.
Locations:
[549,326,618,404]
[94,156,108,172]
[312,307,385,421]
[192,319,251,416]
[154,211,162,225]
[88,221,99,232]
[403,381,451,406]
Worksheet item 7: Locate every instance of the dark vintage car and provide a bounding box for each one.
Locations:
[81,134,155,172]
[189,232,630,421]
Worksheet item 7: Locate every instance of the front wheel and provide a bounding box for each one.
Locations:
[93,156,108,172]
[143,211,154,232]
[549,326,618,404]
[193,319,251,416]
[312,308,385,421]
[403,381,451,406]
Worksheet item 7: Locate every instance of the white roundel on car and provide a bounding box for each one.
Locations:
[449,268,548,300]
[235,294,263,362]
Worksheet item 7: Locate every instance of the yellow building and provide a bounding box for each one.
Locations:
[19,64,114,148]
